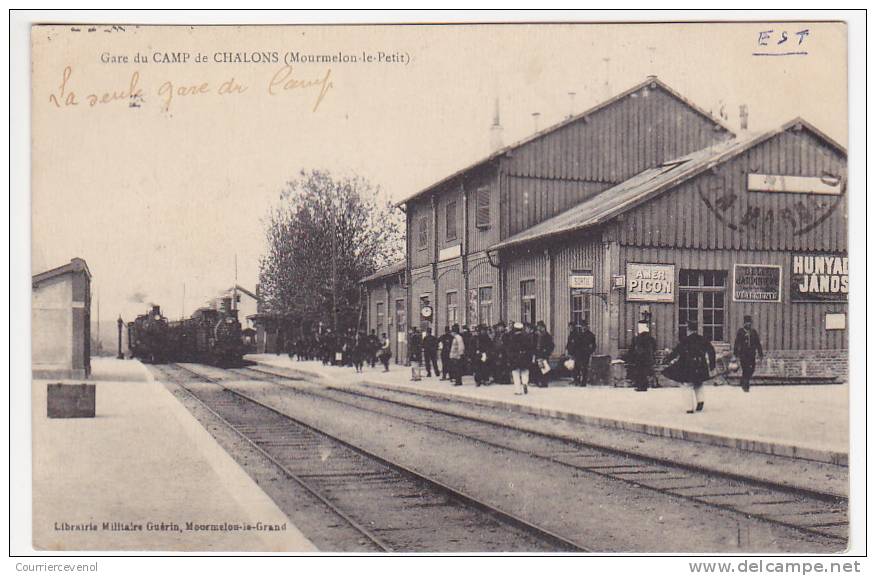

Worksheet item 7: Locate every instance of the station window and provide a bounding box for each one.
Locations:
[395,299,406,339]
[678,270,726,342]
[475,187,491,229]
[376,302,385,336]
[520,280,536,325]
[478,286,493,326]
[446,291,458,326]
[417,216,429,250]
[446,201,458,241]
[570,289,591,327]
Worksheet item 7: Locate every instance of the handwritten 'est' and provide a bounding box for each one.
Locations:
[754,29,811,56]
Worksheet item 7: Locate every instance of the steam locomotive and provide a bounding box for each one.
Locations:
[128,304,245,366]
[127,305,170,363]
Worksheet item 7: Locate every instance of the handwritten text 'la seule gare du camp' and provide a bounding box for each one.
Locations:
[47,64,334,112]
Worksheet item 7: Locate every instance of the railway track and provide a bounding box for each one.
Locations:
[219,363,848,547]
[154,362,587,553]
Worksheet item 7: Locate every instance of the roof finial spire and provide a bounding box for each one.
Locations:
[489,97,503,151]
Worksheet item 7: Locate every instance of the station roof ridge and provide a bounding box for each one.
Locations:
[360,259,406,284]
[490,117,845,252]
[396,76,735,207]
[32,257,91,285]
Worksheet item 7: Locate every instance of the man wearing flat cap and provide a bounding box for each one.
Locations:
[733,314,764,393]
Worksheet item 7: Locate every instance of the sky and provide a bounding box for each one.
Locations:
[30,21,847,323]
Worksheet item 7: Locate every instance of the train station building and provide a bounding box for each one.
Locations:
[361,77,848,379]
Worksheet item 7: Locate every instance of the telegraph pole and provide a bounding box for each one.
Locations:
[96,285,101,352]
[117,315,124,359]
[331,217,338,333]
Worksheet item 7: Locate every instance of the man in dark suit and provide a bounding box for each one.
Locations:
[626,325,657,392]
[422,326,440,378]
[473,324,495,386]
[664,320,716,413]
[438,326,454,380]
[567,320,597,386]
[533,321,555,388]
[733,315,764,393]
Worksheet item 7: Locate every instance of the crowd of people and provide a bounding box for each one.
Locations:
[286,328,389,374]
[283,314,766,413]
[286,320,600,396]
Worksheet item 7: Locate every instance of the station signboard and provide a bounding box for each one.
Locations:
[733,264,782,302]
[625,263,674,302]
[569,272,594,290]
[790,254,848,303]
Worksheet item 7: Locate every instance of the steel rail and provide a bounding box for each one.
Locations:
[240,365,846,503]
[232,365,847,543]
[155,364,392,552]
[170,363,588,553]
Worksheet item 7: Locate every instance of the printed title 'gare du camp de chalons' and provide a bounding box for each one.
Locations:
[266,77,849,382]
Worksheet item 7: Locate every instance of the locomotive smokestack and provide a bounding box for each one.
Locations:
[151,305,161,316]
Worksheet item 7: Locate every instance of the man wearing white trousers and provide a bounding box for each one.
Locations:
[506,322,534,396]
[663,320,716,413]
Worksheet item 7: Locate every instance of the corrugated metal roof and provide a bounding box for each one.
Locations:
[490,118,843,252]
[360,260,406,283]
[396,76,734,207]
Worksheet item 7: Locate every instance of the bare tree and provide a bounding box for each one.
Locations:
[259,170,404,334]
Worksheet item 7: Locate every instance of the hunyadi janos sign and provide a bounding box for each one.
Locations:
[790,254,848,303]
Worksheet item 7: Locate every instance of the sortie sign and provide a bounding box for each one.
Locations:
[733,264,782,302]
[626,263,674,302]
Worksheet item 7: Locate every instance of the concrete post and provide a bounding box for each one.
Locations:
[432,194,439,327]
[546,247,555,335]
[603,231,621,359]
[461,182,470,326]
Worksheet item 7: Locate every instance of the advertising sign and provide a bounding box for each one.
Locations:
[790,254,848,302]
[467,288,478,326]
[626,263,674,302]
[733,264,782,302]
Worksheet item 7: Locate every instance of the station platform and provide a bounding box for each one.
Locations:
[247,354,848,466]
[32,357,317,552]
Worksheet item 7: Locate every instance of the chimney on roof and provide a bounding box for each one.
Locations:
[532,111,541,132]
[567,91,576,119]
[739,104,749,131]
[489,98,504,152]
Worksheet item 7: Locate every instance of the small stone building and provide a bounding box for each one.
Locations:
[32,258,92,379]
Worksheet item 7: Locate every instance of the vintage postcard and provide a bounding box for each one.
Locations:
[26,18,855,557]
